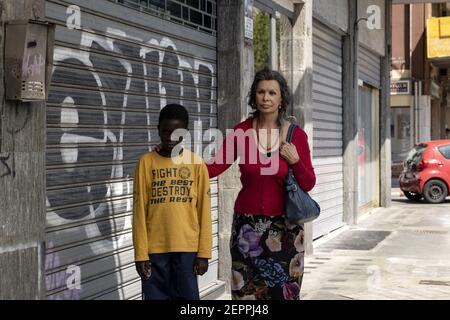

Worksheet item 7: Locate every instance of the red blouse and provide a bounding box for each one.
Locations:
[206,118,316,216]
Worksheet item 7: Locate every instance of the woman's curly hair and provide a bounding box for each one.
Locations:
[248,67,292,124]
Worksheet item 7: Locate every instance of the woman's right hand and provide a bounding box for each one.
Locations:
[135,261,152,281]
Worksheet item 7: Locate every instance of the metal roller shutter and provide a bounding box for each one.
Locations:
[358,46,381,89]
[311,20,345,239]
[44,0,218,300]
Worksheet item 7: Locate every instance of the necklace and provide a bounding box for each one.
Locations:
[255,119,280,157]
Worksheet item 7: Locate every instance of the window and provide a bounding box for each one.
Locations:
[405,144,427,167]
[252,7,282,72]
[438,144,450,160]
[248,1,293,116]
[109,0,217,35]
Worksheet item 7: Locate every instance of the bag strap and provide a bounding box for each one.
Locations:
[286,123,296,144]
[286,123,297,174]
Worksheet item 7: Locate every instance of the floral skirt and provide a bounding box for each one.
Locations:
[230,213,305,300]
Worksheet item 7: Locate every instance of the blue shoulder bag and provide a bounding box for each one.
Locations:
[285,123,320,225]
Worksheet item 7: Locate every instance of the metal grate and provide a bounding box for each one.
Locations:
[109,0,217,35]
[45,0,218,299]
[310,20,345,240]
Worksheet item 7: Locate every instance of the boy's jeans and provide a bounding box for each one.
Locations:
[142,252,199,300]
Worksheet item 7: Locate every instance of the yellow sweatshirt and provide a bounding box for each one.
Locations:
[132,149,212,261]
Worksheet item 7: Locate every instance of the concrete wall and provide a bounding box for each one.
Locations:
[342,0,358,225]
[313,0,348,32]
[358,0,385,56]
[379,0,392,208]
[273,0,293,12]
[419,95,431,142]
[217,0,253,294]
[0,0,46,299]
[290,0,314,253]
[411,4,425,80]
[391,4,409,70]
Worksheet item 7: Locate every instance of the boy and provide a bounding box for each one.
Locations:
[132,104,212,300]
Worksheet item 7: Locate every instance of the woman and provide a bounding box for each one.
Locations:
[207,67,316,300]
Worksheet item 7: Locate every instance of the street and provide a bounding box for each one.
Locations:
[301,193,450,300]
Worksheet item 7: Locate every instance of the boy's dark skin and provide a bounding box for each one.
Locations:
[135,118,209,281]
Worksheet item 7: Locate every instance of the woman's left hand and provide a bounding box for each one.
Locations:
[280,141,300,165]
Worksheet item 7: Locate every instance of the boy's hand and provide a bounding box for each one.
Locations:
[135,261,152,281]
[193,258,209,276]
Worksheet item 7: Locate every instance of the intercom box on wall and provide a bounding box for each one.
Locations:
[4,20,55,102]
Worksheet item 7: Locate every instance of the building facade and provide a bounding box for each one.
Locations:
[0,0,391,299]
[390,2,450,180]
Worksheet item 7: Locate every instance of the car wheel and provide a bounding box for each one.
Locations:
[423,180,448,204]
[403,191,423,201]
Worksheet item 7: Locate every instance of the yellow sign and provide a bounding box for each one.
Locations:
[427,17,450,59]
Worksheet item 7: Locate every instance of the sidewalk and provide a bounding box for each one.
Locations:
[301,194,450,300]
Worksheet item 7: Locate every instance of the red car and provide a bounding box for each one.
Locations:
[399,140,450,203]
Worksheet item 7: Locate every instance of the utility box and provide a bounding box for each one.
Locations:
[4,20,55,101]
